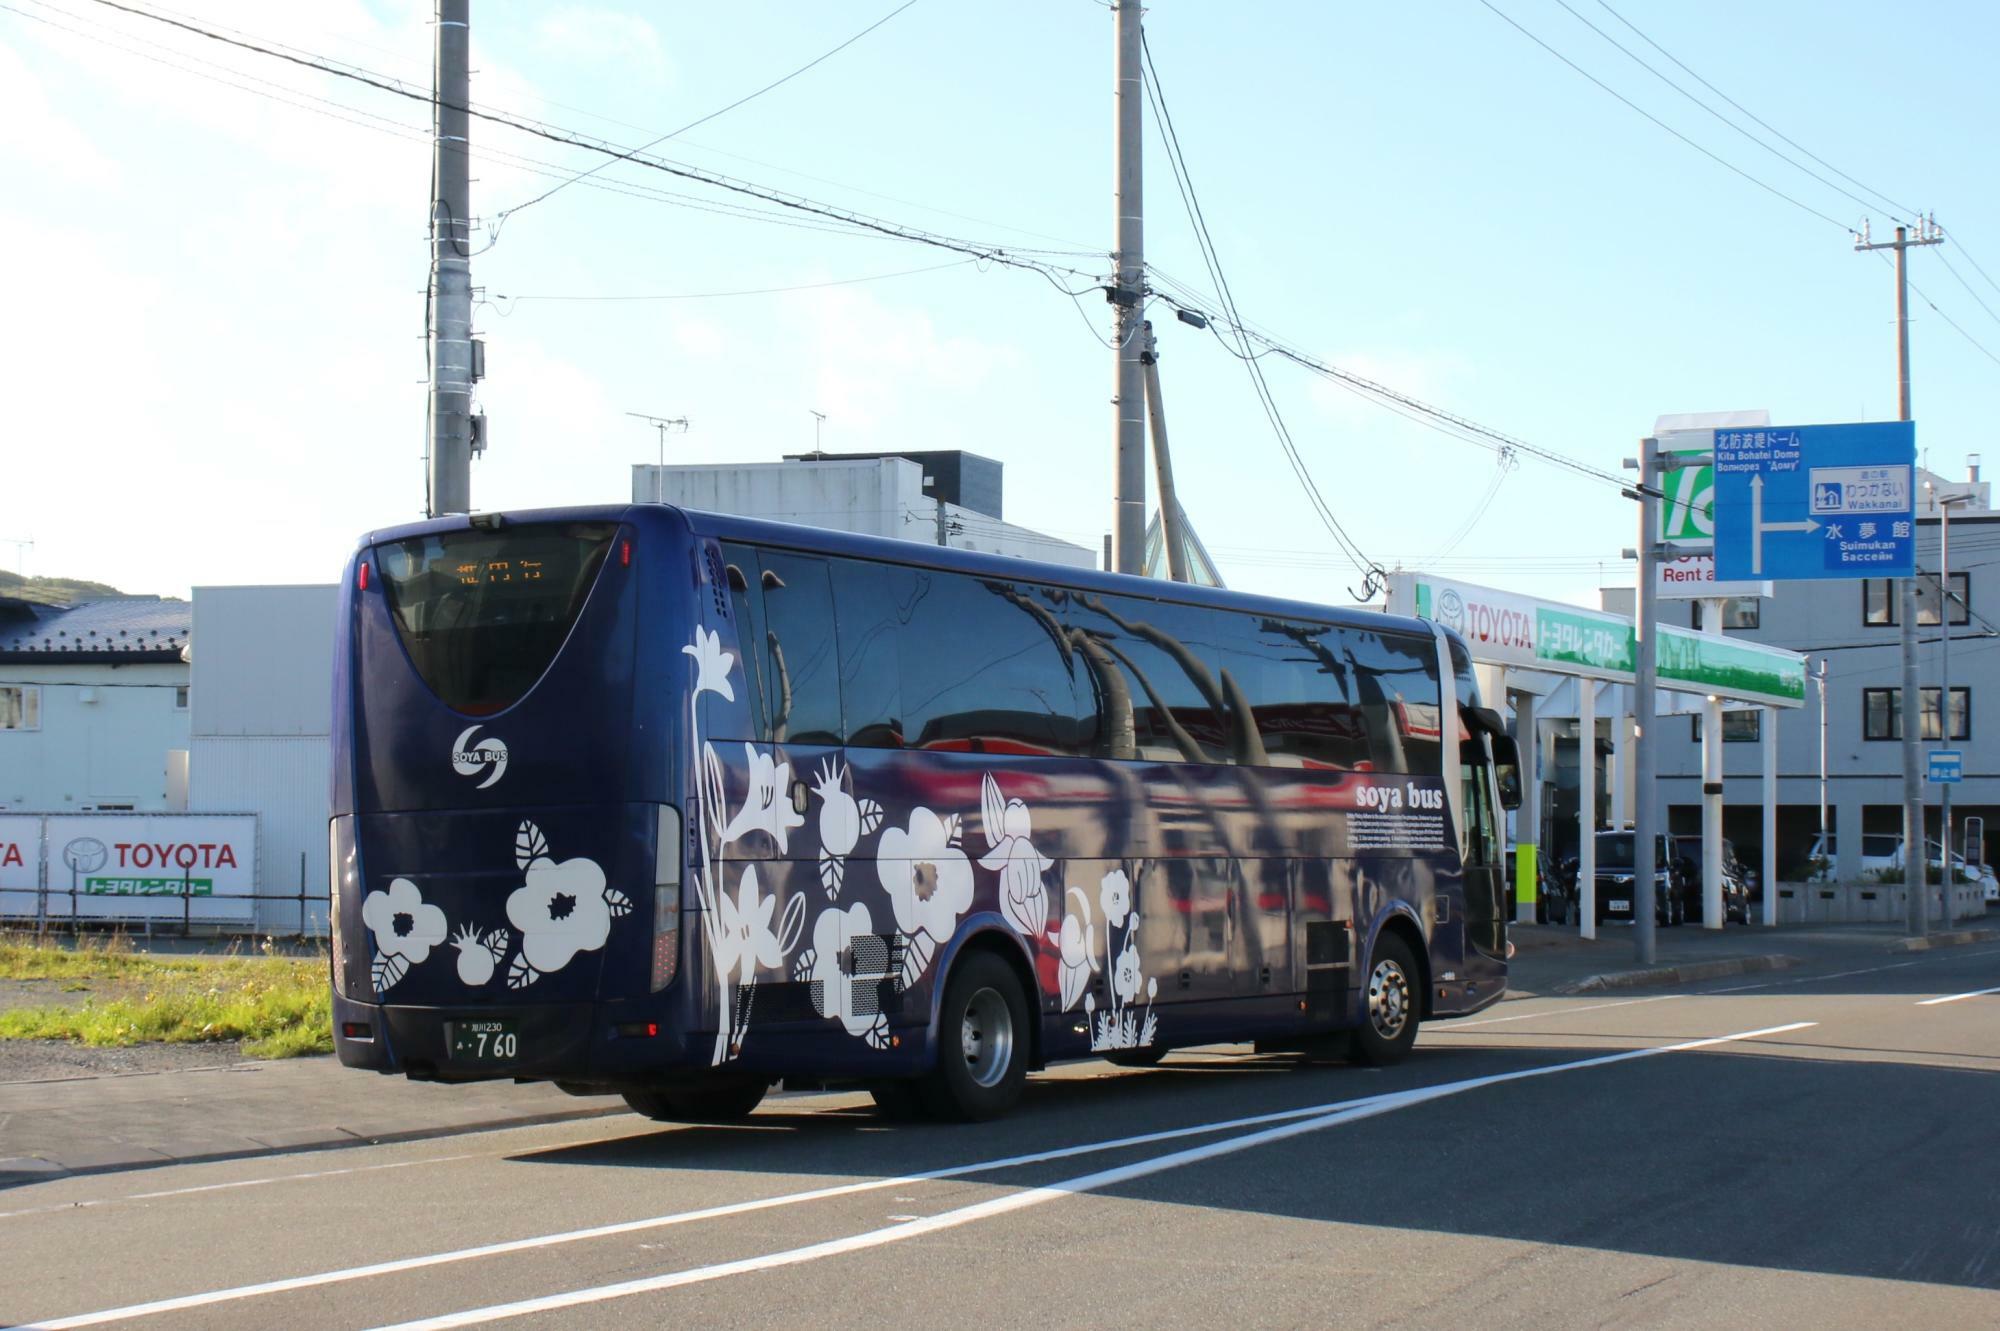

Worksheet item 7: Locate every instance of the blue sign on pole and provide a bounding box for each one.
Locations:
[1712,421,1916,581]
[1929,750,1963,784]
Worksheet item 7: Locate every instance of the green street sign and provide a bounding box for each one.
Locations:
[1660,450,1714,545]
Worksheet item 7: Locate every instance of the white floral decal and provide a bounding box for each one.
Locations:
[1051,885,1099,1011]
[683,626,735,701]
[686,620,807,1065]
[811,758,882,898]
[979,772,1053,937]
[720,743,806,854]
[450,922,510,986]
[361,876,447,994]
[792,899,892,1049]
[1086,866,1157,1051]
[877,807,973,989]
[502,821,631,989]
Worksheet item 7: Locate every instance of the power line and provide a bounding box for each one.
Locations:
[71,0,1108,287]
[1140,32,1382,597]
[488,258,977,306]
[1551,0,1887,222]
[1588,0,1918,222]
[1932,247,2000,332]
[486,0,923,243]
[1475,0,1854,233]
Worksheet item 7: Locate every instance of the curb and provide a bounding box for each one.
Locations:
[1556,953,1799,995]
[1887,927,2000,954]
[0,1102,627,1192]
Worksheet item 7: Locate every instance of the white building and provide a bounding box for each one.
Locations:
[185,585,338,934]
[633,449,1097,568]
[0,596,191,811]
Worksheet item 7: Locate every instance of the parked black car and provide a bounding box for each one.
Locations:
[1545,832,1693,927]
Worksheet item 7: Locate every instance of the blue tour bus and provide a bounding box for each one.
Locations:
[330,504,1518,1122]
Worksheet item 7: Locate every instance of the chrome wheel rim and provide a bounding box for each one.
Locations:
[960,986,1013,1089]
[1367,959,1411,1041]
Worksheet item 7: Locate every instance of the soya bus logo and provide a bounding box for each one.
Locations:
[451,727,509,790]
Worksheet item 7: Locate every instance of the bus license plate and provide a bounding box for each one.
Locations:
[1608,898,1630,912]
[450,1019,519,1062]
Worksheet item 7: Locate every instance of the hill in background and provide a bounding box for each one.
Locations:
[0,571,125,606]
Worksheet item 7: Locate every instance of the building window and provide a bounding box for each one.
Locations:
[0,685,40,731]
[1863,686,1970,740]
[1692,711,1762,743]
[174,685,190,710]
[1915,571,1970,627]
[1692,598,1760,630]
[1862,579,1896,626]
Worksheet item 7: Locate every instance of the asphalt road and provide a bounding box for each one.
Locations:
[6,944,2000,1330]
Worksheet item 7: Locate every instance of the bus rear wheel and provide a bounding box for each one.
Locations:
[1350,933,1420,1067]
[622,1076,769,1124]
[919,951,1029,1122]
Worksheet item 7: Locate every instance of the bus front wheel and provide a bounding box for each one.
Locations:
[920,951,1029,1121]
[1350,933,1420,1067]
[622,1076,769,1124]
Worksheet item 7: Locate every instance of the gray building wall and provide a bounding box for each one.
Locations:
[1643,506,2000,879]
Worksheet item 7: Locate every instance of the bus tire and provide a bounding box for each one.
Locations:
[920,951,1029,1122]
[1350,933,1420,1067]
[621,1076,768,1124]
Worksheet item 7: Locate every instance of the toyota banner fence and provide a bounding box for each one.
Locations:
[0,812,327,939]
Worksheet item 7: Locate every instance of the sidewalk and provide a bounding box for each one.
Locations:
[5,917,1995,1189]
[0,1059,622,1188]
[1506,916,2000,996]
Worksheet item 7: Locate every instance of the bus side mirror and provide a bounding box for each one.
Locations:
[1490,734,1522,811]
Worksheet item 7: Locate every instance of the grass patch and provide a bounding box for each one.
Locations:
[0,935,332,1058]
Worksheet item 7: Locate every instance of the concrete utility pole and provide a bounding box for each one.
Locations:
[1937,487,1969,925]
[1109,0,1147,574]
[1630,437,1663,964]
[1855,219,1940,935]
[427,0,476,518]
[1139,323,1189,583]
[1699,597,1726,929]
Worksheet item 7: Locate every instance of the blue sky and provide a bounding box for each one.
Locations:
[3,0,1996,610]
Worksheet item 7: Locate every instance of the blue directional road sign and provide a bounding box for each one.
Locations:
[1929,750,1963,784]
[1712,421,1916,581]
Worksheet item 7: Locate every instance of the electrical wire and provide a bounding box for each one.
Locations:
[1141,32,1383,598]
[1590,0,1918,222]
[485,0,923,244]
[489,258,977,306]
[1933,248,2000,331]
[70,0,1110,291]
[1476,0,1854,233]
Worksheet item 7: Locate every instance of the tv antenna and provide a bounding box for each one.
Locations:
[0,537,31,576]
[626,412,689,466]
[809,409,827,457]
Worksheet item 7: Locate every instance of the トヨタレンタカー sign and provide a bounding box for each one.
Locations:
[1392,574,1805,708]
[0,815,259,923]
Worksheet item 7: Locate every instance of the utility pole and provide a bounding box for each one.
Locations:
[1856,218,1941,934]
[1936,486,1969,925]
[1138,322,1189,583]
[1627,437,1663,964]
[1109,0,1146,574]
[1816,657,1829,853]
[427,0,476,518]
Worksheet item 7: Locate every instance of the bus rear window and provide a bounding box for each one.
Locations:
[376,522,617,714]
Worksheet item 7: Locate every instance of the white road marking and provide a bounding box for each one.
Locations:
[1916,985,2000,1006]
[18,1087,1401,1329]
[0,1154,476,1223]
[371,1021,1816,1330]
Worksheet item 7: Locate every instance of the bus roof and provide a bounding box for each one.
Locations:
[355,502,1441,643]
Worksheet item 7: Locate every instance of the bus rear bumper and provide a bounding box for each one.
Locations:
[331,993,704,1085]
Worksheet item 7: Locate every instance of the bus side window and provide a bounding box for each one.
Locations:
[898,574,1090,756]
[828,558,911,749]
[1217,616,1368,770]
[757,551,843,746]
[717,542,771,742]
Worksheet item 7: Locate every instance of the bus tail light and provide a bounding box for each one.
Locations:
[651,804,683,992]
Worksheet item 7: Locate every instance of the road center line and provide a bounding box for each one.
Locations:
[366,1021,1817,1331]
[1441,994,1680,1027]
[1916,984,2000,1006]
